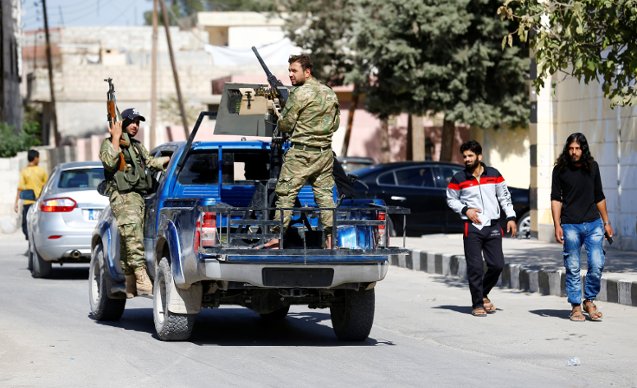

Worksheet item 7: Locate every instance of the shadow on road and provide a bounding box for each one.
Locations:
[93,307,393,347]
[528,309,570,320]
[46,266,89,280]
[432,305,473,315]
[24,265,89,280]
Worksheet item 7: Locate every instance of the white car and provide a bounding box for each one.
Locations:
[27,161,109,278]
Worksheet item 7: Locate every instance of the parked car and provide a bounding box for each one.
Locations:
[351,161,530,237]
[337,156,375,173]
[27,161,108,278]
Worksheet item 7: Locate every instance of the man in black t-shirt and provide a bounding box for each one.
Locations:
[551,133,614,322]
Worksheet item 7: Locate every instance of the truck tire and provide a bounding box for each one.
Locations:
[260,306,290,320]
[154,256,196,341]
[88,243,126,321]
[30,242,52,278]
[330,289,375,341]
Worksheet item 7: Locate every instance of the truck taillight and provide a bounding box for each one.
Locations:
[194,212,217,251]
[376,211,386,247]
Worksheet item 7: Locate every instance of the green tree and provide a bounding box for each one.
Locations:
[0,120,41,158]
[144,0,277,25]
[352,0,529,161]
[499,0,637,106]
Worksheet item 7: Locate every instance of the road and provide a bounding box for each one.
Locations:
[1,233,636,387]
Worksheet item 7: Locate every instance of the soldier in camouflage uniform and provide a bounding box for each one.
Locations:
[262,54,340,249]
[99,108,170,297]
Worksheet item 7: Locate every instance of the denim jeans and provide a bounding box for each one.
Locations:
[562,218,605,305]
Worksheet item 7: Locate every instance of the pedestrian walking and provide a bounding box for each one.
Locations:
[551,132,613,322]
[99,108,170,298]
[447,140,517,317]
[14,149,48,240]
[261,54,340,249]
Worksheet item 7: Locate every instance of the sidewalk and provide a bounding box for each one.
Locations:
[390,234,637,307]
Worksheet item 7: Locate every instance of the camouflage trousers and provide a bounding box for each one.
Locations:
[274,146,335,234]
[110,190,146,275]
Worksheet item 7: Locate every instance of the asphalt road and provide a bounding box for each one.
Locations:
[1,233,636,387]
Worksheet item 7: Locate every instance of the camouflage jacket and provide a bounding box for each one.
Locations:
[99,134,169,195]
[277,77,340,148]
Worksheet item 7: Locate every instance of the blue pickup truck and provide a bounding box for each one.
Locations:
[88,83,407,341]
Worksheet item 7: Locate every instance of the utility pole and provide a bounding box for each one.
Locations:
[158,0,189,139]
[42,0,60,146]
[150,0,158,148]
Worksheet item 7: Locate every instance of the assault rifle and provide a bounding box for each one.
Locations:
[251,47,289,180]
[104,77,122,124]
[104,77,126,171]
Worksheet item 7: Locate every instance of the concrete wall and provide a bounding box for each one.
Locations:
[535,76,637,251]
[474,127,530,190]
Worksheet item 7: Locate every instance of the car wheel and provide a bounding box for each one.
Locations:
[154,256,196,341]
[27,241,34,271]
[517,211,531,239]
[30,243,52,279]
[330,288,375,341]
[260,305,290,321]
[89,243,126,321]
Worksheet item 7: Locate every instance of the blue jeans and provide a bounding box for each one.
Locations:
[562,219,605,305]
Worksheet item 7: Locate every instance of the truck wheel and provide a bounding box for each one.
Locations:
[30,242,52,278]
[89,243,126,321]
[154,256,195,341]
[330,289,375,341]
[260,306,290,320]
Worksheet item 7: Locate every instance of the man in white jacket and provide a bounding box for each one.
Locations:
[446,140,517,317]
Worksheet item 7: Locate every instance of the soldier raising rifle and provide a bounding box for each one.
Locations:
[99,79,170,298]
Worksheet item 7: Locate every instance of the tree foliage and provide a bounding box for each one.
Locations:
[352,0,529,130]
[499,0,637,106]
[0,120,41,158]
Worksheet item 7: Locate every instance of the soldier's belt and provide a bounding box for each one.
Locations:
[290,143,330,152]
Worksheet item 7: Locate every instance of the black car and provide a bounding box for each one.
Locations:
[351,161,530,237]
[337,156,376,173]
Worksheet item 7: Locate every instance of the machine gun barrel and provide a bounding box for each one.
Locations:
[251,46,289,107]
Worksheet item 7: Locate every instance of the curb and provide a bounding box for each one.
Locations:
[391,250,637,307]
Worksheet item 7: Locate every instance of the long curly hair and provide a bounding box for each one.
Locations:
[555,132,594,172]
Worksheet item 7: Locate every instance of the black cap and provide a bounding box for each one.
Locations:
[121,108,146,122]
